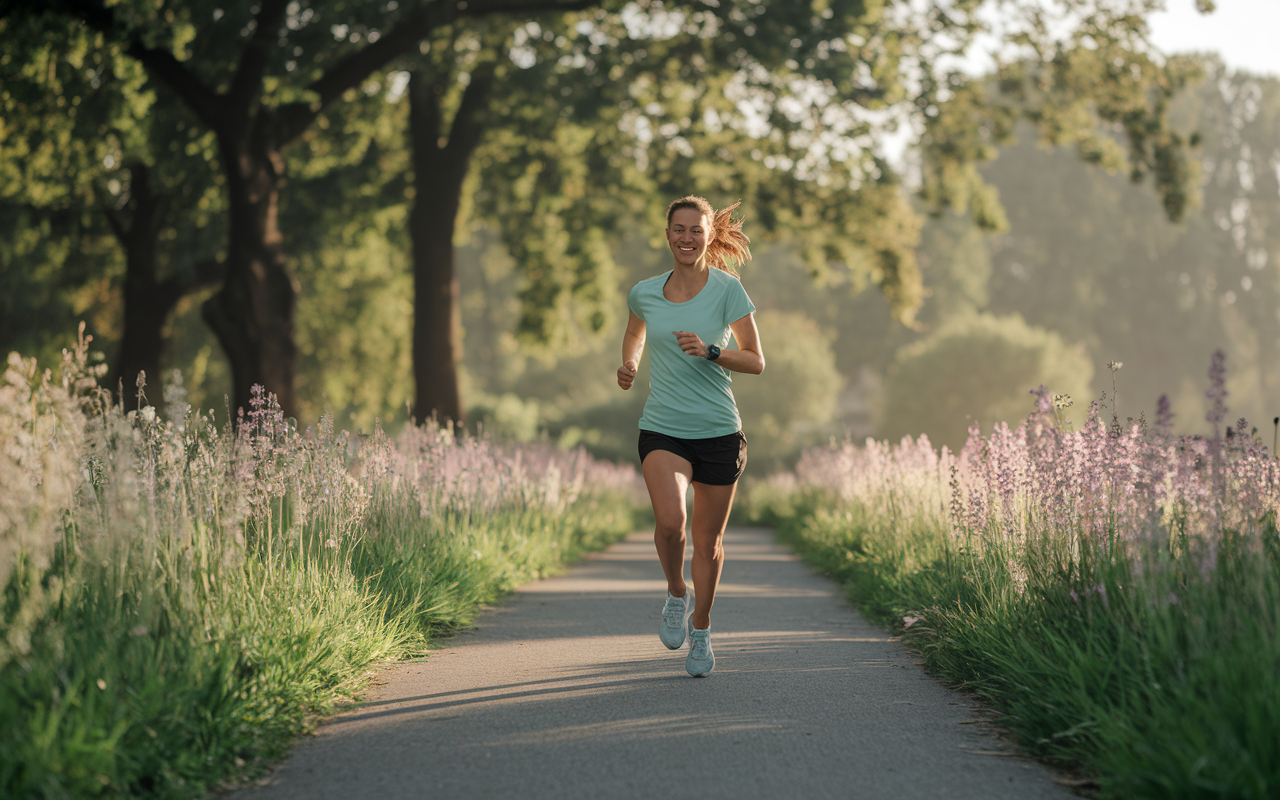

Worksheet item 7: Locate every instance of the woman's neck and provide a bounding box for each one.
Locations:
[663,261,710,302]
[670,259,709,281]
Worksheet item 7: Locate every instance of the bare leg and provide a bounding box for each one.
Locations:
[688,480,737,630]
[641,450,694,598]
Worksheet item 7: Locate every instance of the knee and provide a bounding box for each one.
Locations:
[654,516,686,543]
[693,532,725,561]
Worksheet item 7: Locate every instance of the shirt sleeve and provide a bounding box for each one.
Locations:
[627,282,645,322]
[724,277,756,324]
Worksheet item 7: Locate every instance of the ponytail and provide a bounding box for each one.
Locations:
[665,195,752,277]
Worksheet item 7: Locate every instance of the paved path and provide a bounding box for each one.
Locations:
[232,528,1075,799]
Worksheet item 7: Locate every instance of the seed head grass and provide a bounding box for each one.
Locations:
[744,352,1280,799]
[0,329,641,798]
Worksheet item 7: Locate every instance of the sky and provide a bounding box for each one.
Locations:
[1148,0,1280,78]
[879,0,1280,167]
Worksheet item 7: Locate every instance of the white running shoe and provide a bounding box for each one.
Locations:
[686,627,714,676]
[658,591,693,650]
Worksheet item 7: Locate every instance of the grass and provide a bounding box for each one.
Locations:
[0,336,639,798]
[743,418,1280,799]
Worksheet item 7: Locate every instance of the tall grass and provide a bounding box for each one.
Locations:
[744,361,1280,799]
[0,330,640,798]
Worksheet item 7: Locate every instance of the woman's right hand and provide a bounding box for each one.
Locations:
[617,360,638,390]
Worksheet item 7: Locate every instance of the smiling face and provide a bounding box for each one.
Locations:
[666,207,712,268]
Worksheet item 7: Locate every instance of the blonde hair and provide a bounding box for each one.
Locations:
[665,195,752,277]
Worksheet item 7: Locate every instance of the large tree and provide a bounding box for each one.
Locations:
[36,0,593,419]
[0,10,223,405]
[403,0,1204,421]
[14,0,1208,424]
[403,23,514,423]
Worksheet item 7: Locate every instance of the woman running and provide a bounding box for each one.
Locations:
[616,195,764,677]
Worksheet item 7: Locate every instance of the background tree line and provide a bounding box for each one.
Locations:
[459,52,1280,466]
[2,0,1238,467]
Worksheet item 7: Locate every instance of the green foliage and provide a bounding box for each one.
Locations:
[746,485,1280,799]
[0,13,143,363]
[466,0,1201,345]
[919,14,1204,226]
[879,312,1093,452]
[0,14,151,206]
[0,342,638,798]
[292,207,415,433]
[472,5,930,341]
[467,391,544,442]
[453,229,655,460]
[0,7,226,394]
[914,211,993,324]
[815,59,1280,445]
[979,60,1280,429]
[733,309,842,468]
[0,1,1230,449]
[283,100,416,431]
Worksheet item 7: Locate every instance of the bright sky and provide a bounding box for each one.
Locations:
[1148,0,1280,78]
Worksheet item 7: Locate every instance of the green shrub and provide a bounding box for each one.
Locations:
[733,309,843,467]
[879,312,1092,452]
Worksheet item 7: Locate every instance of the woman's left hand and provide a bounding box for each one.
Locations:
[673,331,707,358]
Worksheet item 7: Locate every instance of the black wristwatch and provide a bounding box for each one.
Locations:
[706,344,721,361]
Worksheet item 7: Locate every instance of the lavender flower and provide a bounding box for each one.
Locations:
[781,351,1280,601]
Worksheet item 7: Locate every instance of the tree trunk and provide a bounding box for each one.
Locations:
[109,164,185,410]
[409,175,465,426]
[408,68,494,426]
[116,275,184,411]
[202,128,300,420]
[63,0,547,424]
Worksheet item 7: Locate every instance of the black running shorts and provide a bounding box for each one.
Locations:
[637,429,748,486]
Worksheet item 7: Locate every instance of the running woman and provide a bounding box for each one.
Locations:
[616,195,764,677]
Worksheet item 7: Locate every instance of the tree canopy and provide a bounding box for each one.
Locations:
[2,0,1212,429]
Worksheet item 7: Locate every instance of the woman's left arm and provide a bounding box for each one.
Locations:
[673,313,765,375]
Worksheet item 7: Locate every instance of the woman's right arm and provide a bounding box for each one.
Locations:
[617,310,646,390]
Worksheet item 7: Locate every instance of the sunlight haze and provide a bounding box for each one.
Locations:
[1149,0,1280,78]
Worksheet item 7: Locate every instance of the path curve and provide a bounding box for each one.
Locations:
[230,527,1075,799]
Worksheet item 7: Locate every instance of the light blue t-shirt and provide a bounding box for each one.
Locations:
[627,268,757,438]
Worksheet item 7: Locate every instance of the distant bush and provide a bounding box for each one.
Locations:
[879,312,1092,452]
[733,309,843,468]
[468,390,544,442]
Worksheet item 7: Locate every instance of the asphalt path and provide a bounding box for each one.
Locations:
[230,527,1076,800]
